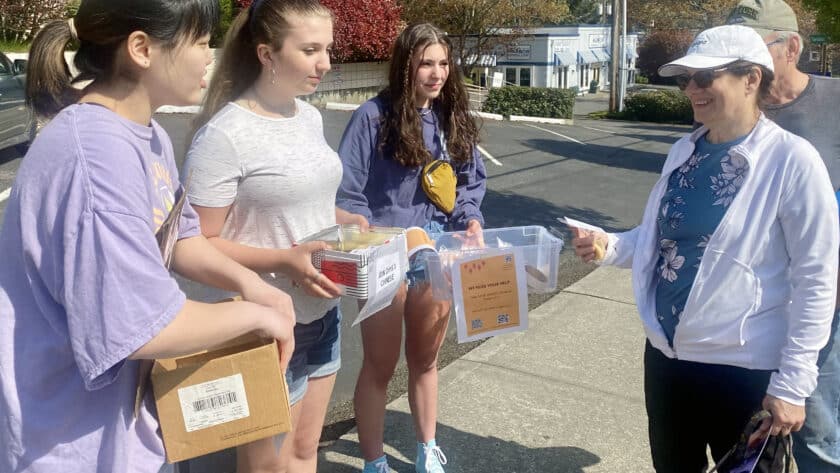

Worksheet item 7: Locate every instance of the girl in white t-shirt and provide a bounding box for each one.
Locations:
[185,1,346,471]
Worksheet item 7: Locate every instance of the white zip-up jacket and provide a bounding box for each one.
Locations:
[603,115,838,405]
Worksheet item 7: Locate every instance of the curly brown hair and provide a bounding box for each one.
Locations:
[377,23,480,167]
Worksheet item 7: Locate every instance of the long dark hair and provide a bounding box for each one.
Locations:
[193,0,332,131]
[378,23,480,167]
[26,0,218,118]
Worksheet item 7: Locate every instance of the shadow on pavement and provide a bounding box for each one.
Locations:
[523,139,667,175]
[482,188,623,233]
[320,410,601,473]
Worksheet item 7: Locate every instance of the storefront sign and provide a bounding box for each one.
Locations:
[506,44,532,60]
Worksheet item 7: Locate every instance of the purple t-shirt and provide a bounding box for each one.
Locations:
[0,104,200,472]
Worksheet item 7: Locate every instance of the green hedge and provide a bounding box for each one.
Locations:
[483,86,575,119]
[623,89,693,124]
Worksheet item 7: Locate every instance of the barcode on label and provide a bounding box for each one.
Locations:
[192,391,238,412]
[178,373,250,432]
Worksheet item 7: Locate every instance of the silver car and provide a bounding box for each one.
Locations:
[0,51,36,152]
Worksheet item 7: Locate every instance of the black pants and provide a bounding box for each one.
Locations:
[644,341,773,473]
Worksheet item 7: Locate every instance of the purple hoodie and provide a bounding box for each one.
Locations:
[336,96,486,230]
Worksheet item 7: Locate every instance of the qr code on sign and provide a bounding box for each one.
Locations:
[497,314,510,325]
[471,319,483,330]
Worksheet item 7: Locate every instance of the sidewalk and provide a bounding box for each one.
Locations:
[318,266,654,473]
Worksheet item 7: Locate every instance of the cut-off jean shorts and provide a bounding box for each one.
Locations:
[406,220,447,287]
[285,306,341,405]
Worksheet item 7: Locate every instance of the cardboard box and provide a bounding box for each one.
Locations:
[151,334,292,463]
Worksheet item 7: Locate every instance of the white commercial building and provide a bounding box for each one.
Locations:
[464,25,638,93]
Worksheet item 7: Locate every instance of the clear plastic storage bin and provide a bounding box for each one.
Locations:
[434,225,564,294]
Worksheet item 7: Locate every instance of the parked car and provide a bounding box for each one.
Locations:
[0,51,36,152]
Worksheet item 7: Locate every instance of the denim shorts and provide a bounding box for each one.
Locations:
[406,220,447,287]
[285,306,341,405]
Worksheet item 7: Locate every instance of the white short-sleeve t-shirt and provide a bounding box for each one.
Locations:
[185,100,342,324]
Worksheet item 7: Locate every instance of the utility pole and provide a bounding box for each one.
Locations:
[609,0,620,112]
[618,0,628,112]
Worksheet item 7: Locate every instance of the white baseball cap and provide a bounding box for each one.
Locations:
[658,25,774,77]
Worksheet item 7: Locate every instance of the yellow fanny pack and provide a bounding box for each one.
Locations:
[421,159,456,214]
[421,120,457,214]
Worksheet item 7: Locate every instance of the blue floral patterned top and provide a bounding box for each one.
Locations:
[654,132,749,345]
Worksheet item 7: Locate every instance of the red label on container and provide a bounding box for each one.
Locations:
[320,260,359,288]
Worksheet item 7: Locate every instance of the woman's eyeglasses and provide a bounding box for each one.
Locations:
[675,66,731,91]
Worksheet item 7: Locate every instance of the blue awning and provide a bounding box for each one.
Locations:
[592,48,612,62]
[577,49,600,64]
[554,51,577,66]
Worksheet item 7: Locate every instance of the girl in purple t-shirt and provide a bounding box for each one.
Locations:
[0,1,296,472]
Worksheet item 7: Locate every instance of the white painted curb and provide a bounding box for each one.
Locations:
[509,115,574,125]
[471,110,503,121]
[326,102,360,111]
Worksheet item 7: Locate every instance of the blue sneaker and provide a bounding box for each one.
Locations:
[362,455,390,473]
[416,439,447,473]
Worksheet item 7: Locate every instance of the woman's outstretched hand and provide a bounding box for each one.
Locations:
[569,226,609,263]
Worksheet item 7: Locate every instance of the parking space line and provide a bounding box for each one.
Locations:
[0,187,10,204]
[477,144,502,167]
[524,124,585,145]
[580,125,616,134]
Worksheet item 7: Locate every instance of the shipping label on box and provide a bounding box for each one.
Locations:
[177,373,250,432]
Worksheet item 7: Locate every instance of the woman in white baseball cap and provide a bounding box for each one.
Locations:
[570,24,838,472]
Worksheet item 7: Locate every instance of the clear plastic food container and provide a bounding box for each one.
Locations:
[433,225,564,296]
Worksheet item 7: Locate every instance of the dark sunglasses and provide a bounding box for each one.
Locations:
[674,66,730,91]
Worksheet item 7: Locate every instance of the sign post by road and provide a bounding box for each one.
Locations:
[810,34,829,75]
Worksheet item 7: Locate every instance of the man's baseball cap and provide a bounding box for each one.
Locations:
[727,0,799,38]
[659,25,774,77]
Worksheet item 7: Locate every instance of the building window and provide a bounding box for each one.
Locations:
[505,68,517,85]
[504,67,532,87]
[519,68,531,87]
